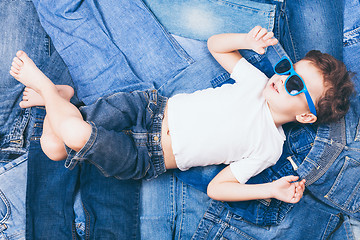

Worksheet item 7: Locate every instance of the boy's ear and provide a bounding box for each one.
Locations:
[295,113,317,124]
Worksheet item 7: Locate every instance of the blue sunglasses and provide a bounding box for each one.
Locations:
[273,56,317,116]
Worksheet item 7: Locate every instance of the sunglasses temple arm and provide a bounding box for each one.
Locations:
[304,91,317,116]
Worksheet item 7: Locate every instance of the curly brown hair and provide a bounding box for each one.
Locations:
[303,50,355,124]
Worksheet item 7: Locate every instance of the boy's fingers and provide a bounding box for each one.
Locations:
[256,47,266,55]
[283,175,299,182]
[251,26,262,37]
[290,195,300,203]
[267,38,278,46]
[255,28,268,40]
[263,31,274,40]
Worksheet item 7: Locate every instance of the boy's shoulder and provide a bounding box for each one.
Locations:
[230,58,268,83]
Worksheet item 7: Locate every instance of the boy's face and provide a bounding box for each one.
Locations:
[263,60,325,122]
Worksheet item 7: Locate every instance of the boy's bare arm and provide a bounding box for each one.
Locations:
[207,26,278,74]
[207,166,306,203]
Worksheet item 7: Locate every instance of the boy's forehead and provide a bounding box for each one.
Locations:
[295,60,325,100]
[294,60,321,78]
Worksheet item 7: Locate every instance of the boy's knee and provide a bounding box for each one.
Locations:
[60,118,92,152]
[40,135,67,161]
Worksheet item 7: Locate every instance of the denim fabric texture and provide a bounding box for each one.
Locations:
[0,0,56,238]
[143,0,343,62]
[178,0,360,239]
[65,90,168,180]
[32,0,196,105]
[1,0,357,239]
[28,0,230,239]
[141,0,360,239]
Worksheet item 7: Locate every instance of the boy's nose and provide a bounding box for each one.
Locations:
[279,77,285,85]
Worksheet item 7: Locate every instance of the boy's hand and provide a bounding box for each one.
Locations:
[270,176,306,203]
[246,26,278,54]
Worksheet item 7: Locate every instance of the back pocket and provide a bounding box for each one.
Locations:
[325,156,360,213]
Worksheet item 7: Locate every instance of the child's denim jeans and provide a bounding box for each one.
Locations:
[65,90,168,180]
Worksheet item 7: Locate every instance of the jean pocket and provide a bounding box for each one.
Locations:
[325,156,360,213]
[0,190,10,224]
[144,0,276,41]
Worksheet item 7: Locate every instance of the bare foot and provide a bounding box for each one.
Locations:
[10,50,54,92]
[20,85,75,108]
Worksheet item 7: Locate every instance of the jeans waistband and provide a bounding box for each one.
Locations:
[145,90,168,179]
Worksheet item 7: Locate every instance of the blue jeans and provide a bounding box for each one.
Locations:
[30,0,287,238]
[141,1,357,239]
[28,0,229,239]
[0,0,57,238]
[32,0,224,104]
[66,90,168,180]
[2,0,354,239]
[155,0,360,239]
[143,0,343,62]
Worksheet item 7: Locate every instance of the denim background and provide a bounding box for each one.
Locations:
[0,0,358,239]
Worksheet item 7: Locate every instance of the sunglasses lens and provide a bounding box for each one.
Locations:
[275,58,291,73]
[286,75,304,95]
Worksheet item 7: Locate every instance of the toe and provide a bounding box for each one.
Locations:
[10,66,19,75]
[16,50,25,58]
[24,87,30,93]
[19,101,29,108]
[13,57,24,67]
[12,61,21,70]
[16,50,30,63]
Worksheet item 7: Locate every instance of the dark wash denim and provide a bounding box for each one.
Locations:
[0,0,56,238]
[65,90,168,181]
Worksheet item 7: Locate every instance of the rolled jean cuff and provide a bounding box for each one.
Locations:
[64,121,97,170]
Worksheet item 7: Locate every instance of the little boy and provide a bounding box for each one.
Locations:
[10,26,353,203]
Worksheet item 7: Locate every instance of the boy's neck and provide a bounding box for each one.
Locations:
[267,103,292,128]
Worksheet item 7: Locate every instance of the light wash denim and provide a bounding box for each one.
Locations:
[143,0,343,62]
[0,155,27,240]
[343,1,360,236]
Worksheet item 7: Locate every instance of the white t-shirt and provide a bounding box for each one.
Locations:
[167,58,286,183]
